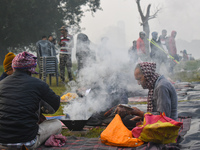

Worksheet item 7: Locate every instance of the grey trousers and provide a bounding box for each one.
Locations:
[30,119,62,149]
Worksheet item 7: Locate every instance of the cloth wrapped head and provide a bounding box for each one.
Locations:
[138,62,160,90]
[12,51,37,74]
[3,52,16,72]
[138,62,160,112]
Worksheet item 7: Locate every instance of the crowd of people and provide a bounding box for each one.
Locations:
[128,29,190,74]
[35,26,96,83]
[0,25,186,148]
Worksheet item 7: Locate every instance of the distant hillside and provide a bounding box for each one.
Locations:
[176,39,200,59]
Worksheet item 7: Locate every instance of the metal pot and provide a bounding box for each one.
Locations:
[61,120,88,131]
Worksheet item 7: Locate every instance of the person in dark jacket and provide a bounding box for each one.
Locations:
[150,32,167,73]
[0,52,15,81]
[48,35,57,56]
[128,40,137,65]
[76,33,91,71]
[0,51,61,149]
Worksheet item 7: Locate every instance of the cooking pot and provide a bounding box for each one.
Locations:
[61,120,88,131]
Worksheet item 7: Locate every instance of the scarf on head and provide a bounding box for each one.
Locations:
[3,52,16,72]
[139,62,160,112]
[12,51,37,74]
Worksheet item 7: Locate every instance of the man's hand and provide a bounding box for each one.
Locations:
[114,105,131,118]
[130,116,142,121]
[130,107,144,118]
[115,105,144,118]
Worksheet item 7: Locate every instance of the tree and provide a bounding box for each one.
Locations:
[0,0,101,65]
[136,0,160,54]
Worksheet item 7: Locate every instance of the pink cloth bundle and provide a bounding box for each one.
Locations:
[45,134,67,147]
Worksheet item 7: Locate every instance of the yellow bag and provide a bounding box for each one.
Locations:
[100,114,144,147]
[132,113,183,144]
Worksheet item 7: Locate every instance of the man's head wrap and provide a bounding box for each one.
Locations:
[3,52,16,72]
[138,62,160,89]
[138,62,160,112]
[12,51,37,74]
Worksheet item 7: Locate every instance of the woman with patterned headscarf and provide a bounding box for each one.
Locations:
[0,51,62,149]
[115,62,178,127]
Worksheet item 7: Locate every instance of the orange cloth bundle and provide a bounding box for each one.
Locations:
[100,114,144,147]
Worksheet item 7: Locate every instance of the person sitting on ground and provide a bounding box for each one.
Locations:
[0,52,15,81]
[0,51,61,149]
[115,62,178,128]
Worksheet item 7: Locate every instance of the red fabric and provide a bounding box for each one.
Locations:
[132,113,183,138]
[136,37,146,54]
[168,31,177,56]
[45,134,67,147]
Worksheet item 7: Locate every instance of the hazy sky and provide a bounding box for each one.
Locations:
[79,0,200,58]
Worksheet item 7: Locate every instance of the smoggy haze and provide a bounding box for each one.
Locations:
[79,0,200,59]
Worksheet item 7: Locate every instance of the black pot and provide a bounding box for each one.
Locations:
[61,120,88,131]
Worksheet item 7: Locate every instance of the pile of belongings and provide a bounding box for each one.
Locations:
[100,112,189,148]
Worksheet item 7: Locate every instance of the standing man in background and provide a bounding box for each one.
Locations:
[48,35,57,56]
[167,30,179,74]
[150,32,167,73]
[58,26,74,82]
[128,40,137,65]
[158,29,168,53]
[136,31,147,61]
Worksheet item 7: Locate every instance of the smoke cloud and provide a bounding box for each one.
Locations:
[62,23,143,120]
